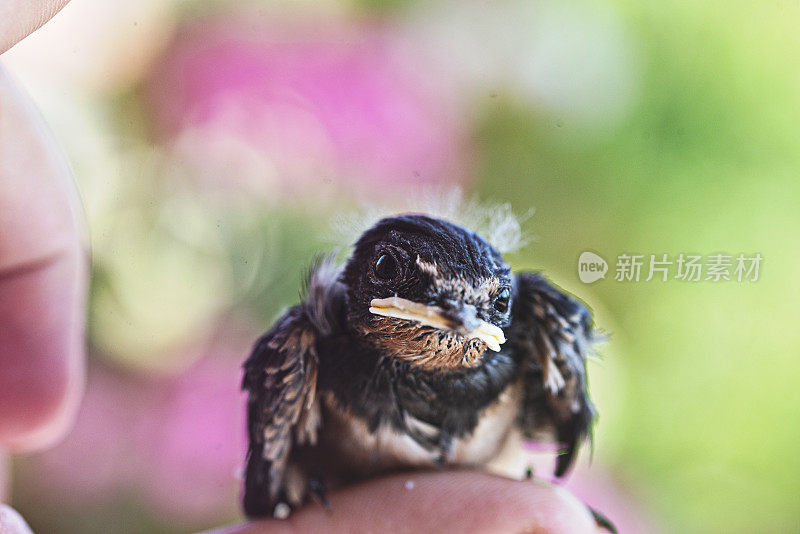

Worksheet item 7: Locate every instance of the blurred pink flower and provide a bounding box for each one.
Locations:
[18,345,247,526]
[20,365,146,502]
[146,14,468,199]
[136,351,246,523]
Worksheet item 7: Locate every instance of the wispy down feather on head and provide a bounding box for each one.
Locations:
[329,188,532,255]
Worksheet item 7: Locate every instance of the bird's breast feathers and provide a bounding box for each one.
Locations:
[319,378,525,473]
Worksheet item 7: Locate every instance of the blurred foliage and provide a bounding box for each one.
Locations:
[474,2,800,532]
[218,209,331,321]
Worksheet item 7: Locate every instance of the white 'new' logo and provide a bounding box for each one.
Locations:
[578,252,608,283]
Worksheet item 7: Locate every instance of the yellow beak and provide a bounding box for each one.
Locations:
[369,296,506,352]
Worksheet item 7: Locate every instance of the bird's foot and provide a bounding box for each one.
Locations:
[589,506,617,533]
[308,476,331,513]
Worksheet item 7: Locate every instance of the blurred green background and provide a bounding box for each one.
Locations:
[4,0,800,532]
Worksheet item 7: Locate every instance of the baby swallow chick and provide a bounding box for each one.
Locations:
[242,214,600,522]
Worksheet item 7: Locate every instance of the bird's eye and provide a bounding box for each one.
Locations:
[495,288,510,312]
[374,253,399,280]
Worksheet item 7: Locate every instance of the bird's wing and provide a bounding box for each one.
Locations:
[509,272,597,477]
[242,306,320,518]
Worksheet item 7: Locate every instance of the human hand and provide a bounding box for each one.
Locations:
[0,2,87,530]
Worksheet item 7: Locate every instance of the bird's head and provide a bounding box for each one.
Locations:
[342,214,513,369]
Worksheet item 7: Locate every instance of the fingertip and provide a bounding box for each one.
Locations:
[0,504,34,534]
[0,358,84,452]
[512,480,601,534]
[0,253,86,453]
[215,471,599,534]
[420,471,599,534]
